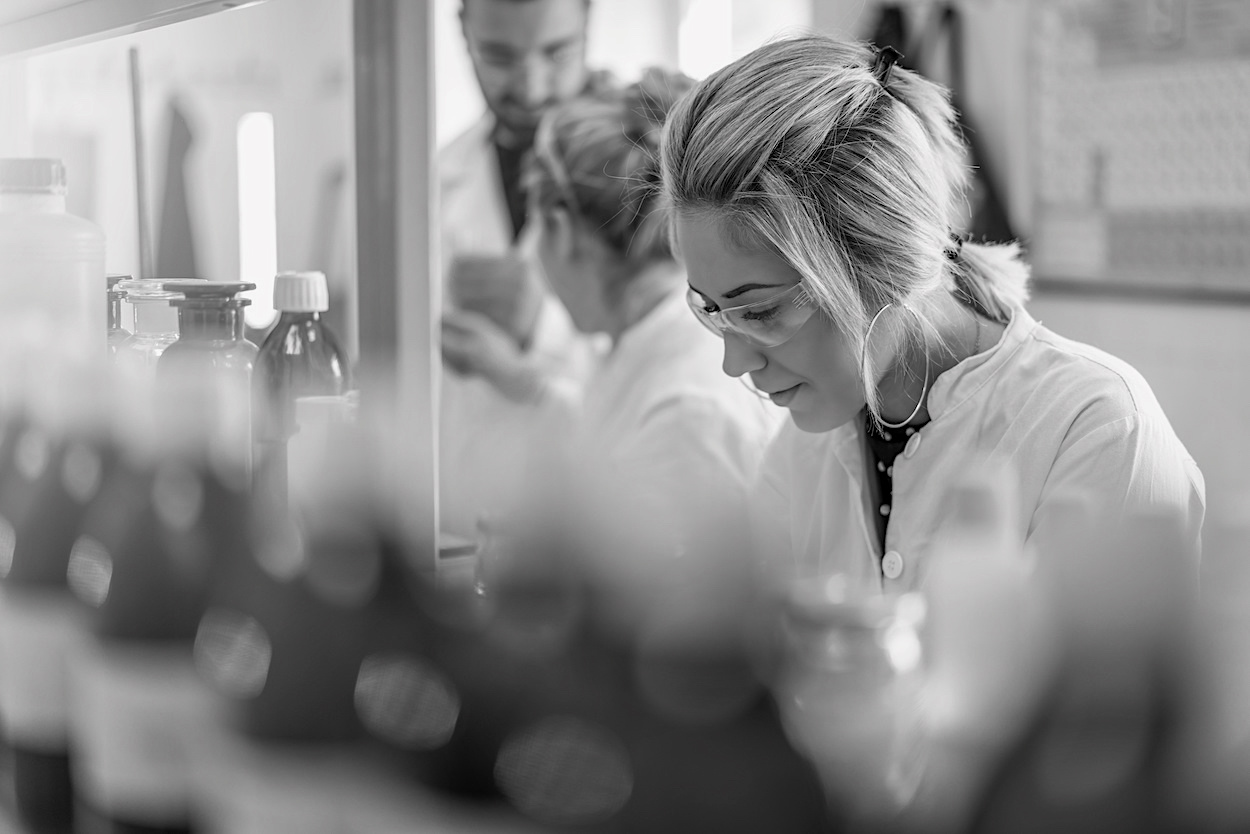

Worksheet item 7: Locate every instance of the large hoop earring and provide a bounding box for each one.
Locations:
[861,303,932,430]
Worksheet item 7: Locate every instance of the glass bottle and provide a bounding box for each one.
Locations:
[252,271,350,506]
[115,278,203,372]
[156,281,258,476]
[106,275,131,358]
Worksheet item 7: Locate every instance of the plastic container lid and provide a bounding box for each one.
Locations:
[0,158,67,194]
[273,271,330,313]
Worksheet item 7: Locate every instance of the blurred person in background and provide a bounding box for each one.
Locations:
[439,0,611,537]
[660,35,1205,593]
[443,68,781,546]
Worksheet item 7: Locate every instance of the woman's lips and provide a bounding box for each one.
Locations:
[770,384,801,407]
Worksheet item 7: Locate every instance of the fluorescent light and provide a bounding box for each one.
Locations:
[237,111,277,330]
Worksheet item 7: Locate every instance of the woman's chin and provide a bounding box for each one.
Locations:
[788,405,855,434]
[785,395,865,435]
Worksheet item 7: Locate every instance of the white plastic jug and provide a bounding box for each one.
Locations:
[0,158,106,358]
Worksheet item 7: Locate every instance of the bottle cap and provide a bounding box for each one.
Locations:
[163,280,256,307]
[273,271,330,313]
[120,276,202,300]
[0,158,67,194]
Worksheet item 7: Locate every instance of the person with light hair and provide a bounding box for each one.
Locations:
[444,67,781,545]
[660,36,1204,591]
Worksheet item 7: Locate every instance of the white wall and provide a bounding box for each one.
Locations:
[0,61,31,157]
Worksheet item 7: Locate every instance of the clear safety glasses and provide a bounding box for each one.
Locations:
[686,283,817,348]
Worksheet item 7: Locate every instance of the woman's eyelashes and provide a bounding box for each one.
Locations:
[742,306,781,322]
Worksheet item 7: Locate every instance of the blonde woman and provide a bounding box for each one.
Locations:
[442,68,780,540]
[660,36,1204,591]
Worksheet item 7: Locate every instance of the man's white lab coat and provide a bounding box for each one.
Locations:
[438,116,596,537]
[753,305,1206,595]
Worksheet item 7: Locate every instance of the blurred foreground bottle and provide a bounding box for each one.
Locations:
[0,353,107,834]
[381,488,832,833]
[195,409,397,833]
[774,577,926,833]
[156,281,257,476]
[0,158,105,356]
[253,270,350,507]
[912,469,1052,834]
[68,391,247,834]
[961,503,1197,834]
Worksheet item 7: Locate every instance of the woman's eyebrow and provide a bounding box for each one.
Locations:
[724,282,786,300]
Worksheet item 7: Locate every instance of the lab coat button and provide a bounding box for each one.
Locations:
[882,550,904,580]
[903,433,921,458]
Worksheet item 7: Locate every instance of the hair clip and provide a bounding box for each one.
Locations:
[945,231,964,261]
[872,45,903,86]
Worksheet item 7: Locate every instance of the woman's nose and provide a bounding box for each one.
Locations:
[722,333,766,378]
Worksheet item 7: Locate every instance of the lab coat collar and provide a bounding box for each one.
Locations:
[439,115,515,256]
[925,304,1039,422]
[440,115,495,186]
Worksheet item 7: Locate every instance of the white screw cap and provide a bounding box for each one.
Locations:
[273,270,329,313]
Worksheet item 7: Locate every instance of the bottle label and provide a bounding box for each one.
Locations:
[70,640,216,823]
[0,587,85,750]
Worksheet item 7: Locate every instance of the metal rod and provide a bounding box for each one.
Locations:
[129,45,153,279]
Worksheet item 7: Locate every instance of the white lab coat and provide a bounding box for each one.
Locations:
[438,116,598,537]
[753,305,1205,595]
[579,287,782,511]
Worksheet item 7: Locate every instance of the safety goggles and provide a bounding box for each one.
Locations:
[686,283,817,348]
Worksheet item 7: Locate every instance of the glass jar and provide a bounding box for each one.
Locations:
[106,274,131,357]
[156,281,258,475]
[115,277,203,371]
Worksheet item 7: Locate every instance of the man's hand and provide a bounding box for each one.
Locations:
[442,310,547,403]
[448,251,543,349]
